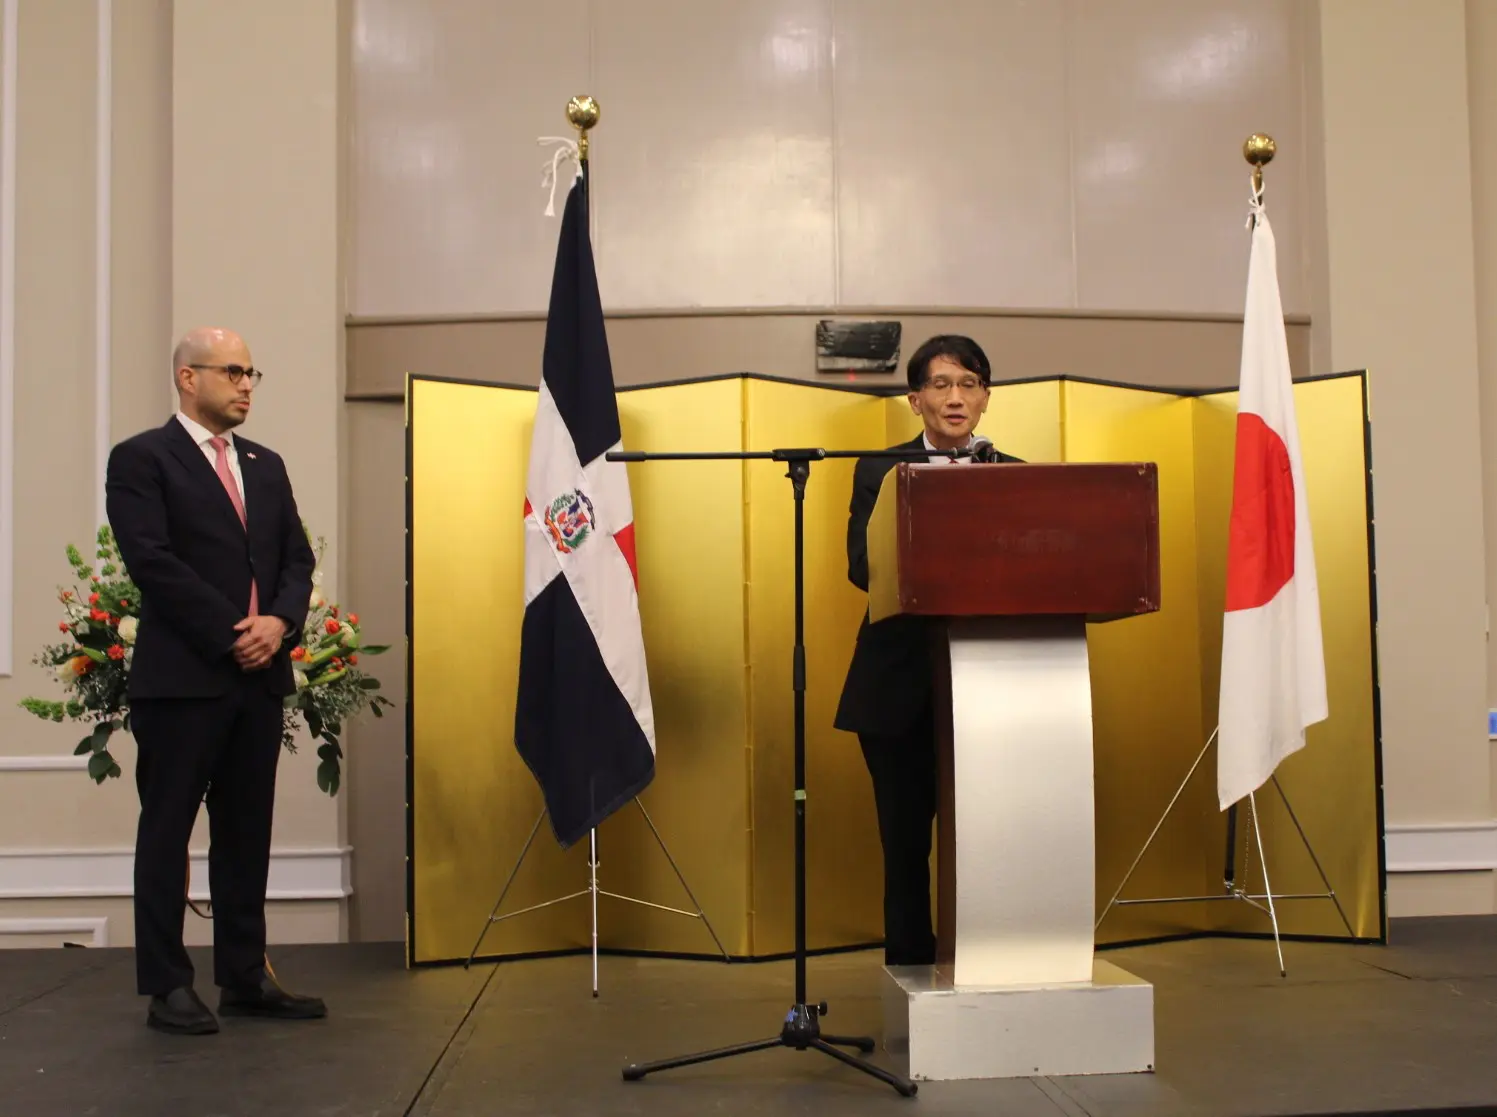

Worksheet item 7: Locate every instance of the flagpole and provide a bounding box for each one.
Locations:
[1223,131,1274,896]
[568,93,605,1001]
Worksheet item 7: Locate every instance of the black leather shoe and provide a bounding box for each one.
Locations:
[218,974,327,1020]
[146,986,219,1035]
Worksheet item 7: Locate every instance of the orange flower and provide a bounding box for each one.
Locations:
[331,606,339,619]
[331,657,344,671]
[347,613,359,625]
[348,654,358,665]
[107,645,125,661]
[70,655,91,676]
[119,598,129,608]
[88,592,100,605]
[325,619,340,635]
[90,608,108,623]
[58,622,69,632]
[290,646,306,661]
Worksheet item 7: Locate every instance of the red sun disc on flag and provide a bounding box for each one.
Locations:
[1224,412,1296,612]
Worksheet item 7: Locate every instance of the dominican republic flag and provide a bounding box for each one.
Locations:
[1217,192,1328,811]
[516,169,656,849]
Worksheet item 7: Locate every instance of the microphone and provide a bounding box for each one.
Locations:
[968,435,997,463]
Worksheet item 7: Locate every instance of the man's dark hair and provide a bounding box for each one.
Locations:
[905,334,992,393]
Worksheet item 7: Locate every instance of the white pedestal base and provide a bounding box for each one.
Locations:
[880,959,1155,1082]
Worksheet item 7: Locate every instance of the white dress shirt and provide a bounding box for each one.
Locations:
[176,411,247,510]
[922,432,973,465]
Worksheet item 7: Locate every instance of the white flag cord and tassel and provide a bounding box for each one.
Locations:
[538,136,581,217]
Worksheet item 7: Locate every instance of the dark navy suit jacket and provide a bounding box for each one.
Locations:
[833,435,1022,737]
[105,418,315,700]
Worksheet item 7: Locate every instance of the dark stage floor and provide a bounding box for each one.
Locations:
[1,916,1494,1116]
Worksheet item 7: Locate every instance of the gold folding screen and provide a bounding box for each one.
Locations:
[406,371,1383,967]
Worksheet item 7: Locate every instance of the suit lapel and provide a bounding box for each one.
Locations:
[237,440,274,544]
[162,419,247,535]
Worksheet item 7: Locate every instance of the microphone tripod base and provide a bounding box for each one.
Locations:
[621,1001,917,1097]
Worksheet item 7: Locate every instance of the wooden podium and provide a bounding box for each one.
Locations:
[866,460,1160,1081]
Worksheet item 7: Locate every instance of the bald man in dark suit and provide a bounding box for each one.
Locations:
[107,326,324,1035]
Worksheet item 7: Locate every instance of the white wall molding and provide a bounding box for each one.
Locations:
[94,0,111,530]
[0,0,18,678]
[0,754,88,771]
[0,846,352,900]
[1385,821,1497,873]
[0,916,109,946]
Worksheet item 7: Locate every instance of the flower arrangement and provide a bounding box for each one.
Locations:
[287,539,392,793]
[18,526,391,795]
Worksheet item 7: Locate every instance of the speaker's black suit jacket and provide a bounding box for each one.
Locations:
[832,435,1022,736]
[106,418,315,697]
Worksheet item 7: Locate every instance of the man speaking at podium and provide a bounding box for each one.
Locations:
[834,335,1021,967]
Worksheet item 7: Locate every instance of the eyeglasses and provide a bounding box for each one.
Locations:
[190,363,264,387]
[920,376,987,395]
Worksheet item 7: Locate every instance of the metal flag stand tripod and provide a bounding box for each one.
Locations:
[608,443,956,1099]
[465,796,730,995]
[1094,725,1354,977]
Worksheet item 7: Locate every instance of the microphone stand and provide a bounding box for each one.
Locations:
[611,442,975,1098]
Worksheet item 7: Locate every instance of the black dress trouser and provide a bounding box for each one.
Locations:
[857,707,938,967]
[130,676,282,996]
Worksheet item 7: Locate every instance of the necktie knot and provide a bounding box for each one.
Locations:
[210,436,227,454]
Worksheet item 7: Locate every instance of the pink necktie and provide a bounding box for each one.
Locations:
[210,437,258,616]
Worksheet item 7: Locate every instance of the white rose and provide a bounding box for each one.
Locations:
[310,588,327,609]
[117,616,138,645]
[73,621,89,637]
[294,667,308,690]
[55,662,74,685]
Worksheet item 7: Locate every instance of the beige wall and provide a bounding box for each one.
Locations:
[349,0,1314,320]
[1317,0,1494,916]
[343,401,402,940]
[172,0,350,934]
[0,0,151,949]
[109,0,172,448]
[0,0,350,950]
[345,311,1313,398]
[1470,0,1497,915]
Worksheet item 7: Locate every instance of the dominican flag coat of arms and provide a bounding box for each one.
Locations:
[516,170,656,849]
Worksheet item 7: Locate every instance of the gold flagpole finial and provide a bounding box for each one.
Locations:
[567,96,600,163]
[1243,133,1275,196]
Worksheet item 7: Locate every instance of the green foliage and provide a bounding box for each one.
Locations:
[18,529,392,795]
